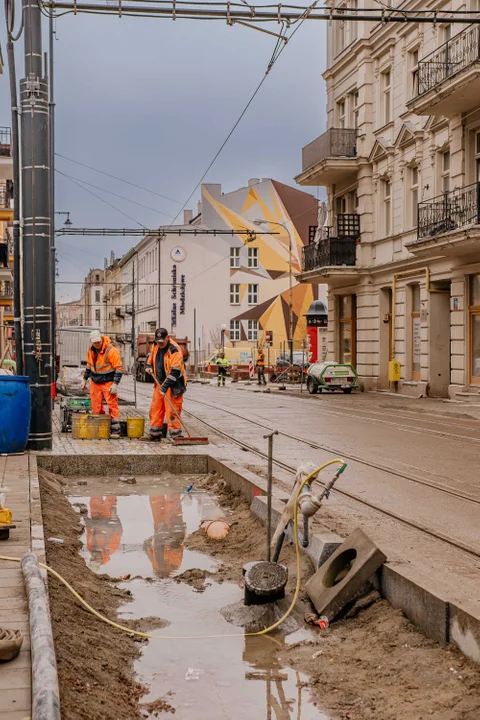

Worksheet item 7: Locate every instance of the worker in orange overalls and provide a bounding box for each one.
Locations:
[85,496,123,572]
[144,494,186,577]
[143,328,187,441]
[81,330,124,436]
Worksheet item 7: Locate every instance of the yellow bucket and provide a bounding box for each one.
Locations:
[72,414,111,440]
[126,417,145,439]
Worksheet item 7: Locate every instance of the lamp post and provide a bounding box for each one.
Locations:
[220,323,227,353]
[254,218,294,368]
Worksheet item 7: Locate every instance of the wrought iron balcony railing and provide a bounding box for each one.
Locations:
[417,24,480,96]
[417,182,480,239]
[0,180,13,209]
[0,128,11,157]
[302,237,356,272]
[307,214,360,244]
[302,128,357,172]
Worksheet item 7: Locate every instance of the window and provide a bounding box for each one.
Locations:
[337,99,346,129]
[352,91,359,129]
[440,150,450,194]
[95,274,100,282]
[95,290,100,303]
[230,320,240,342]
[230,247,240,268]
[248,247,259,268]
[338,295,356,365]
[383,180,391,236]
[442,24,451,44]
[336,5,346,55]
[248,284,258,305]
[95,309,101,322]
[409,48,419,97]
[410,166,419,227]
[350,0,358,42]
[382,69,391,125]
[247,320,258,342]
[230,283,240,305]
[411,285,421,381]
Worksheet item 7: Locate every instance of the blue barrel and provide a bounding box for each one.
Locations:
[0,376,31,454]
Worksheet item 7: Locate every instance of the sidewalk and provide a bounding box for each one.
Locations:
[0,455,32,719]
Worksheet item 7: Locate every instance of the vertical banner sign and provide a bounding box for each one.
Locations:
[180,274,186,315]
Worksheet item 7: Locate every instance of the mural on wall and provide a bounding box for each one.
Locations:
[201,181,319,347]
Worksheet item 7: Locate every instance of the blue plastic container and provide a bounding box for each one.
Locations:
[0,376,31,454]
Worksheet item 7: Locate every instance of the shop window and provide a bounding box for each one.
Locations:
[338,294,356,365]
[470,275,480,384]
[411,285,421,381]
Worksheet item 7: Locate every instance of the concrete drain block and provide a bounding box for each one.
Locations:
[305,528,386,621]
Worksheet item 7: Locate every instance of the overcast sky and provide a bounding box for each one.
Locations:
[0,7,326,301]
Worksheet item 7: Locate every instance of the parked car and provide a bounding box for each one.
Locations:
[306,361,358,394]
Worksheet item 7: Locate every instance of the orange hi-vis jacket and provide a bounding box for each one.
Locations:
[257,350,265,367]
[147,338,187,395]
[84,336,123,385]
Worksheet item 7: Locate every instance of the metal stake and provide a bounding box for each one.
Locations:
[263,429,278,561]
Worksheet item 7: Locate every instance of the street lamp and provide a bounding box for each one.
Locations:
[220,323,227,353]
[254,218,294,368]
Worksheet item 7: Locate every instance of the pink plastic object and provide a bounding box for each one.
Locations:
[201,520,230,540]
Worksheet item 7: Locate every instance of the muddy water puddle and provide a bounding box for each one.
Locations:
[69,474,327,719]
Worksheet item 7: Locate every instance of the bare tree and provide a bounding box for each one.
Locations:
[210,325,223,352]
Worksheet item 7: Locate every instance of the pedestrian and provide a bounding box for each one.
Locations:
[216,352,229,387]
[81,330,123,436]
[257,347,267,385]
[144,328,187,441]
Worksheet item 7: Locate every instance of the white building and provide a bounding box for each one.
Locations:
[296,6,480,398]
[122,178,323,361]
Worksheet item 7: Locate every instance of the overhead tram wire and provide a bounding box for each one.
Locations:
[41,1,480,23]
[54,170,176,220]
[55,152,183,205]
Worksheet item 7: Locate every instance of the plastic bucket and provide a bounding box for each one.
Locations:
[0,376,31,454]
[126,417,145,439]
[72,414,111,440]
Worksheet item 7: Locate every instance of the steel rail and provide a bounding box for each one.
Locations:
[183,401,480,559]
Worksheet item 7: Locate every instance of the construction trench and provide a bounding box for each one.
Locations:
[2,450,469,720]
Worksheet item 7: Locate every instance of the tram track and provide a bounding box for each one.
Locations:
[184,398,480,560]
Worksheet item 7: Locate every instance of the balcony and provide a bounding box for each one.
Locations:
[0,180,13,222]
[303,237,357,272]
[0,280,13,306]
[295,128,357,186]
[407,182,480,258]
[0,128,11,157]
[408,25,480,117]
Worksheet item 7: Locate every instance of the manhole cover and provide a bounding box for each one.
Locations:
[245,561,288,595]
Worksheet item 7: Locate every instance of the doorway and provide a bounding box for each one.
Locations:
[338,294,356,365]
[429,283,451,397]
[379,287,392,387]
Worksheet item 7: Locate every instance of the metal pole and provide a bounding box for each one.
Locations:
[287,224,294,370]
[157,234,161,326]
[193,307,197,377]
[263,429,278,561]
[5,18,24,374]
[21,0,52,449]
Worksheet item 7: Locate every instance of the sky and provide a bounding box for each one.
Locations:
[0,5,327,302]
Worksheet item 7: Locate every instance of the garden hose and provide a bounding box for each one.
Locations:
[0,458,346,641]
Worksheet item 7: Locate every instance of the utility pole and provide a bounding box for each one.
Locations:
[49,9,56,387]
[21,0,52,449]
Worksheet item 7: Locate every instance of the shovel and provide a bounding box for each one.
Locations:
[163,393,209,446]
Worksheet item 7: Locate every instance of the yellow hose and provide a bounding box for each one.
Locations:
[0,458,345,641]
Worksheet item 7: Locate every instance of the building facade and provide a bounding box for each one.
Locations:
[296,7,480,398]
[56,299,82,327]
[129,178,323,361]
[81,268,105,328]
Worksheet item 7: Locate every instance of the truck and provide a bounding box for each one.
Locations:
[135,333,190,382]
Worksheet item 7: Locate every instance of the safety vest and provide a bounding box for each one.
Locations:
[86,336,123,384]
[257,351,265,367]
[147,339,187,388]
[216,357,229,367]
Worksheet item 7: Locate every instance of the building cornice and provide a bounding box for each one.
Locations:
[323,39,371,82]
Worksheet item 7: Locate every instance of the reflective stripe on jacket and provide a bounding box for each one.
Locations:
[147,339,187,394]
[216,357,229,368]
[257,351,265,367]
[84,336,123,384]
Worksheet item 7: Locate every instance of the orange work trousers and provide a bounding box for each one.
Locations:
[90,381,120,419]
[150,386,183,431]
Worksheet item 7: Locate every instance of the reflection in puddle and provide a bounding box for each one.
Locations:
[69,476,328,719]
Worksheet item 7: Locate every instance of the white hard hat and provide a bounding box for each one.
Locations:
[90,330,102,344]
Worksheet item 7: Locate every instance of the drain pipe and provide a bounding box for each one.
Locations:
[21,553,61,720]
